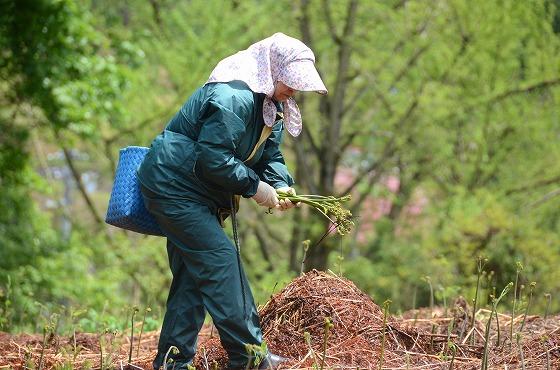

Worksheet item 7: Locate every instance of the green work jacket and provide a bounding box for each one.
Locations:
[137,81,294,211]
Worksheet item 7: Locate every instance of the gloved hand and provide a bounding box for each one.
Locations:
[252,181,279,208]
[276,186,300,211]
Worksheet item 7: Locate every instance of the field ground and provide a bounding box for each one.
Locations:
[1,271,559,369]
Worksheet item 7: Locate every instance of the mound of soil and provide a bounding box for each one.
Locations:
[2,270,559,369]
[196,270,443,369]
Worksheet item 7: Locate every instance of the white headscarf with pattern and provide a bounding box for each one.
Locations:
[206,32,327,137]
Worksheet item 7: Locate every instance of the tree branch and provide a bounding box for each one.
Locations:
[506,174,560,195]
[438,78,560,124]
[389,44,430,90]
[253,227,274,272]
[56,132,105,230]
[524,188,560,209]
[340,89,422,195]
[323,0,358,191]
[299,0,314,49]
[302,119,321,157]
[105,102,179,145]
[488,78,560,104]
[322,0,341,44]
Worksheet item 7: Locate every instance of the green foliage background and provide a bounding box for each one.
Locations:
[1,0,559,333]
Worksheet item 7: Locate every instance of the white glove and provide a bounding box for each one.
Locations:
[276,187,300,211]
[252,181,279,208]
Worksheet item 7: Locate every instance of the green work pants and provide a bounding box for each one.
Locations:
[141,186,263,369]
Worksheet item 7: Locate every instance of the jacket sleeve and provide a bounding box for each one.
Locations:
[254,121,295,189]
[194,97,260,197]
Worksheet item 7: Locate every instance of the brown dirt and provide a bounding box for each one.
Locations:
[1,270,559,369]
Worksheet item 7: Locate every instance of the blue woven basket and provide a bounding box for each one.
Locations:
[105,146,164,236]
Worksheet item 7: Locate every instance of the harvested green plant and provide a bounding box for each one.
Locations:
[277,193,354,235]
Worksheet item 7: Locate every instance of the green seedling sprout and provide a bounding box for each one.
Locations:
[516,332,526,370]
[509,262,523,346]
[137,307,152,358]
[99,328,110,370]
[422,276,434,319]
[304,331,319,368]
[486,271,495,308]
[494,305,501,346]
[24,346,35,369]
[443,317,455,359]
[244,342,268,370]
[545,335,551,370]
[320,317,334,370]
[544,293,551,323]
[519,282,536,332]
[336,254,344,276]
[38,324,50,370]
[301,240,310,275]
[423,276,437,348]
[448,341,457,370]
[482,282,513,370]
[379,300,391,370]
[471,256,488,342]
[163,346,180,370]
[128,306,139,364]
[277,193,354,235]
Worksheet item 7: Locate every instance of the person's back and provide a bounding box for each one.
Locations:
[138,80,273,209]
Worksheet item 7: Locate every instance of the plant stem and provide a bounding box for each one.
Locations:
[38,325,48,370]
[379,300,391,370]
[129,307,138,364]
[510,262,523,346]
[100,333,105,370]
[482,282,513,370]
[137,307,151,358]
[448,343,456,370]
[544,293,551,322]
[494,309,501,346]
[520,283,535,332]
[517,333,526,370]
[320,317,333,370]
[471,257,486,344]
[304,331,319,368]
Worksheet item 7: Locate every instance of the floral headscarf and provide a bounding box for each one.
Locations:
[206,32,327,137]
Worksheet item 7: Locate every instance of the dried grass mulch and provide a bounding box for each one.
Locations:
[1,270,559,369]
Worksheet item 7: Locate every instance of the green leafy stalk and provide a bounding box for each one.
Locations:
[277,193,354,235]
[471,257,487,339]
[510,262,523,346]
[320,317,333,370]
[137,307,152,358]
[129,306,139,364]
[301,240,310,275]
[482,282,513,370]
[304,331,319,369]
[379,300,391,370]
[544,293,551,322]
[448,342,457,370]
[38,324,49,370]
[516,333,526,370]
[519,282,535,333]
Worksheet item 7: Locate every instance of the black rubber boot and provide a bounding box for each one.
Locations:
[258,353,287,369]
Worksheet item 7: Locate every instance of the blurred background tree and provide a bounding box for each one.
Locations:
[1,0,559,332]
